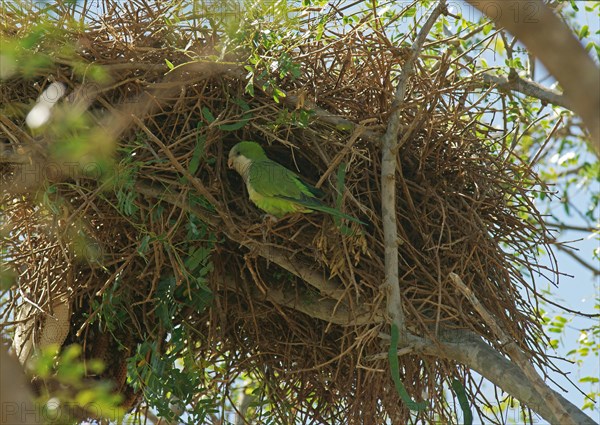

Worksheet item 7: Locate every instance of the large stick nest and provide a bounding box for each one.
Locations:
[1,1,558,423]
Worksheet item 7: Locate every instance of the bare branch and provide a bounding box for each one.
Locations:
[284,92,384,143]
[381,0,447,342]
[251,244,347,300]
[214,271,381,326]
[548,221,599,233]
[481,72,572,110]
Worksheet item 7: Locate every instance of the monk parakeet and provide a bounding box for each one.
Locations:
[228,141,364,224]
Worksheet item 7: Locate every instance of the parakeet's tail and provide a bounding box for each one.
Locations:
[283,195,366,225]
[310,203,366,225]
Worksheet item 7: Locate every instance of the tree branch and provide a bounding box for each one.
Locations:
[424,329,597,425]
[214,271,382,326]
[481,72,572,110]
[135,183,349,301]
[548,221,599,233]
[449,273,576,425]
[381,0,446,342]
[283,92,384,143]
[465,0,600,156]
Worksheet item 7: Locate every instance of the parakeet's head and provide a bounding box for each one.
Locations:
[227,141,268,170]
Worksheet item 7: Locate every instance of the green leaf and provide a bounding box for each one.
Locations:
[494,37,505,56]
[569,0,579,11]
[333,163,360,234]
[165,59,174,70]
[273,87,286,103]
[404,6,416,18]
[20,26,47,50]
[218,114,251,131]
[577,347,590,357]
[579,25,590,39]
[245,79,255,96]
[232,97,251,111]
[451,379,473,425]
[185,246,210,272]
[189,130,206,174]
[201,107,216,124]
[137,234,151,257]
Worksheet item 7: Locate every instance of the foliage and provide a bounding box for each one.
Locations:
[30,344,124,424]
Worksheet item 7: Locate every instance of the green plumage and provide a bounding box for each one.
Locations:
[228,141,363,224]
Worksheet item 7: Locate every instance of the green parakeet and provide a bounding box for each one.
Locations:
[228,141,364,224]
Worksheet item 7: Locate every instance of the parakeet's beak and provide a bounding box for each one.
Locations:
[227,156,234,169]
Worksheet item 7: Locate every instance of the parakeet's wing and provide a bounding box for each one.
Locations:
[249,160,365,225]
[248,159,321,200]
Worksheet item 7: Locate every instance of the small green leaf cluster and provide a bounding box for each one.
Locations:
[30,344,124,424]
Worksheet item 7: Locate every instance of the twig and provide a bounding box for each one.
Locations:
[449,272,577,425]
[380,0,446,343]
[214,270,381,326]
[481,73,572,110]
[548,221,599,233]
[555,244,600,276]
[535,291,600,318]
[131,116,227,223]
[284,92,384,143]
